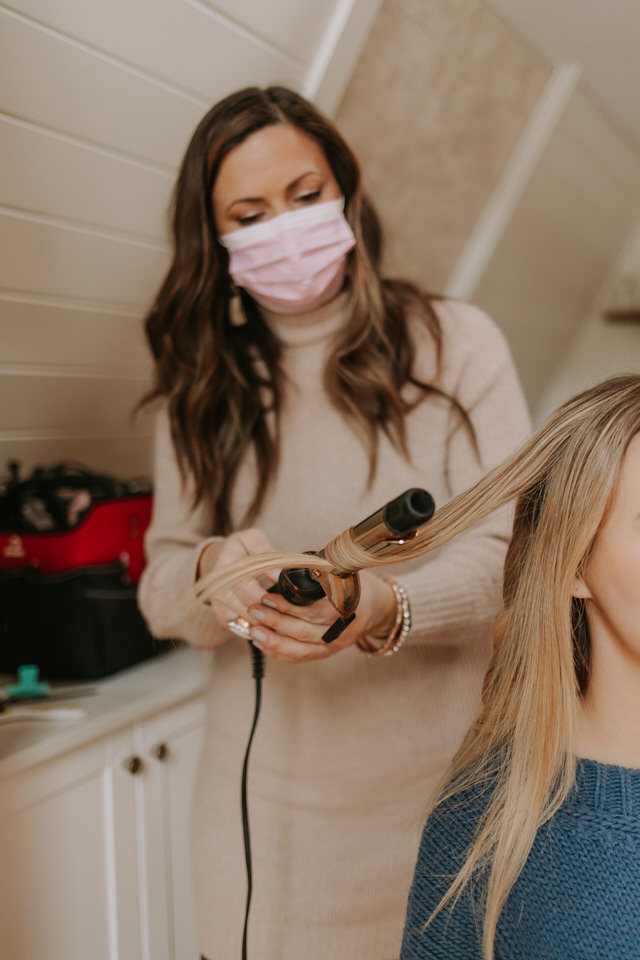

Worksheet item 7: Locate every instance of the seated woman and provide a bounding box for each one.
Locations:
[400,373,640,960]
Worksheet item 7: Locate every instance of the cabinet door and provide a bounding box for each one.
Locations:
[136,697,205,960]
[0,694,205,960]
[164,699,205,960]
[0,738,140,960]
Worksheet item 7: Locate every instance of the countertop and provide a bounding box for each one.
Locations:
[0,645,211,777]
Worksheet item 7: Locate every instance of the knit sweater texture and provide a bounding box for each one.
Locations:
[138,293,530,960]
[401,758,640,959]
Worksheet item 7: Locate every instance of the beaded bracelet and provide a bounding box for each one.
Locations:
[356,579,411,657]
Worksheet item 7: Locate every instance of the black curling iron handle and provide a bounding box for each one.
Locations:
[267,554,325,605]
[267,568,355,644]
[267,565,354,645]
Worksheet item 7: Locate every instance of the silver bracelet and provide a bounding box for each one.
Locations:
[386,581,411,655]
[356,579,412,657]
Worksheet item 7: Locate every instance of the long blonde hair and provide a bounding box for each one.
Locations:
[195,373,640,955]
[422,373,640,957]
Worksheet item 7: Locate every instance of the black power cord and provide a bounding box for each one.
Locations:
[241,640,265,960]
[236,488,435,959]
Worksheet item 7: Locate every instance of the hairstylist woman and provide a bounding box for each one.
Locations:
[400,375,640,960]
[137,85,529,960]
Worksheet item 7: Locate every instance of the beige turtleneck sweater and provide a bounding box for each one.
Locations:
[138,294,530,960]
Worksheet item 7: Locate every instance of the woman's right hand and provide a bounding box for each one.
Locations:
[197,528,277,630]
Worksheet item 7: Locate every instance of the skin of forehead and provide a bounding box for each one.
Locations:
[598,431,640,532]
[212,123,336,221]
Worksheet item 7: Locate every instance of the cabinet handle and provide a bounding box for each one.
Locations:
[123,755,144,775]
[151,742,169,761]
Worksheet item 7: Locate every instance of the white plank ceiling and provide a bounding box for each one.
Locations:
[0,0,381,478]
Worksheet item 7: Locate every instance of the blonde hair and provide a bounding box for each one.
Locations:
[195,374,640,954]
[422,373,640,957]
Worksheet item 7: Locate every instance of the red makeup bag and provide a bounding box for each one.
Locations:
[0,463,165,680]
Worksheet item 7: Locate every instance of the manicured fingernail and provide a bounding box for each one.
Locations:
[262,597,278,609]
[270,569,282,580]
[252,609,265,621]
[252,630,267,646]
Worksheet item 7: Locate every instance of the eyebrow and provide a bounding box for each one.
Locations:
[226,170,322,213]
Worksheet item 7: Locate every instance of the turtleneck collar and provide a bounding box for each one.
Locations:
[573,757,640,822]
[258,288,351,347]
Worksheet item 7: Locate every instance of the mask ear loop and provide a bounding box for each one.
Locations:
[228,283,247,326]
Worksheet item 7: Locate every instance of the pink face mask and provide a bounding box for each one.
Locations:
[219,198,356,314]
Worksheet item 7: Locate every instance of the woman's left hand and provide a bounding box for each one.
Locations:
[246,570,397,663]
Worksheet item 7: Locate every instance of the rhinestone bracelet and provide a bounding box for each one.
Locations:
[356,579,411,657]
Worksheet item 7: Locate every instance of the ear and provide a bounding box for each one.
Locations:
[572,573,592,600]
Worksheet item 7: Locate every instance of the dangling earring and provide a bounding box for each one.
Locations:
[228,284,247,327]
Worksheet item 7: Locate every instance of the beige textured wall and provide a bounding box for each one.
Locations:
[335,0,551,291]
[536,217,640,424]
[473,87,640,413]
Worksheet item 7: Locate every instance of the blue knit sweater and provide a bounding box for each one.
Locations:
[400,758,640,959]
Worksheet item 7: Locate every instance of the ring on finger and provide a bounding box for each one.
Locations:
[227,617,251,640]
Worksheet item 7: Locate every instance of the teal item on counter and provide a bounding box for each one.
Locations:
[5,664,51,699]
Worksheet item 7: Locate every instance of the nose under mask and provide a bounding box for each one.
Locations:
[219,198,356,314]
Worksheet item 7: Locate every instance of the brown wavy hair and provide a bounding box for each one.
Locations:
[142,85,470,535]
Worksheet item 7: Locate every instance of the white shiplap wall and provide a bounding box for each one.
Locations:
[0,0,381,479]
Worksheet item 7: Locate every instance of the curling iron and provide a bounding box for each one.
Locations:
[269,487,435,641]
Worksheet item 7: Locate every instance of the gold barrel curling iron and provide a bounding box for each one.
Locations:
[214,488,435,644]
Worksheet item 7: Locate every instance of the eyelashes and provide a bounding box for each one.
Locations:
[297,190,321,204]
[236,190,323,226]
[237,213,262,225]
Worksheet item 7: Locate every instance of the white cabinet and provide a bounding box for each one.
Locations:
[0,738,117,959]
[0,694,205,960]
